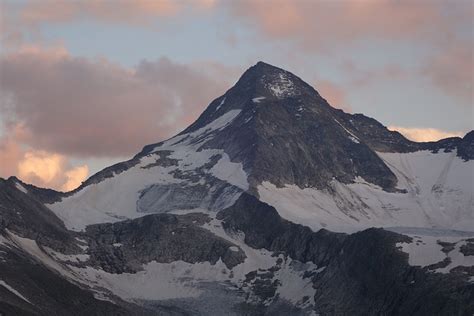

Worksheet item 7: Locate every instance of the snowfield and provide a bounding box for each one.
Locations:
[48,110,248,231]
[258,150,473,233]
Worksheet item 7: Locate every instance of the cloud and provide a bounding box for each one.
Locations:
[388,126,464,142]
[0,46,238,189]
[0,46,235,158]
[339,60,408,88]
[314,80,351,113]
[0,136,22,178]
[4,0,216,26]
[227,0,471,51]
[1,0,217,46]
[226,0,472,102]
[422,43,473,103]
[5,146,88,191]
[63,165,89,191]
[18,151,66,185]
[18,0,179,26]
[0,127,88,191]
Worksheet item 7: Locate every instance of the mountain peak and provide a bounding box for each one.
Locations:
[140,63,471,193]
[250,61,287,74]
[235,61,310,99]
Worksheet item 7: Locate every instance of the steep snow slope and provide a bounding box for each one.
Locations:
[48,110,248,231]
[258,150,473,233]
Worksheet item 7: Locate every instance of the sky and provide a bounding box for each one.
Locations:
[0,0,473,191]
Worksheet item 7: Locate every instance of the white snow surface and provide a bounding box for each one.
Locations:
[46,247,90,262]
[397,234,474,274]
[252,96,266,103]
[334,118,360,143]
[265,73,297,98]
[258,150,473,233]
[15,182,28,193]
[215,97,226,112]
[48,109,248,231]
[73,260,230,300]
[210,153,248,190]
[0,280,32,304]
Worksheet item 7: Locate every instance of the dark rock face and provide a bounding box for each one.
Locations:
[217,193,345,266]
[460,239,474,256]
[334,111,420,153]
[218,194,474,315]
[312,229,474,316]
[184,62,399,190]
[0,178,75,252]
[457,131,474,160]
[85,213,246,273]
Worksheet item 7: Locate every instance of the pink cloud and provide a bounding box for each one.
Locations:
[340,60,407,88]
[314,80,352,113]
[226,1,472,102]
[17,150,89,191]
[0,46,235,159]
[0,136,22,178]
[1,0,217,47]
[227,0,470,50]
[422,43,473,103]
[16,0,217,26]
[0,133,89,191]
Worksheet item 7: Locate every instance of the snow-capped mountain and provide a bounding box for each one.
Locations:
[1,62,473,315]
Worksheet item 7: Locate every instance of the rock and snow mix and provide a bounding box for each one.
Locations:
[265,73,297,98]
[397,234,474,274]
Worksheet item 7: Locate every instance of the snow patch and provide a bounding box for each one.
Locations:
[46,247,90,262]
[334,119,360,143]
[0,280,32,304]
[266,73,296,98]
[4,230,76,281]
[252,96,266,103]
[397,235,474,274]
[209,154,249,190]
[15,182,28,194]
[215,97,226,111]
[185,109,241,141]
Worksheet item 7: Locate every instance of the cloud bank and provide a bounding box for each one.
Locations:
[0,45,237,189]
[0,46,234,158]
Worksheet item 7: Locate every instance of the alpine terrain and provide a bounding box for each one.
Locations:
[1,62,473,315]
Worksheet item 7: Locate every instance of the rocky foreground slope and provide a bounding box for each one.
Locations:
[1,62,473,315]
